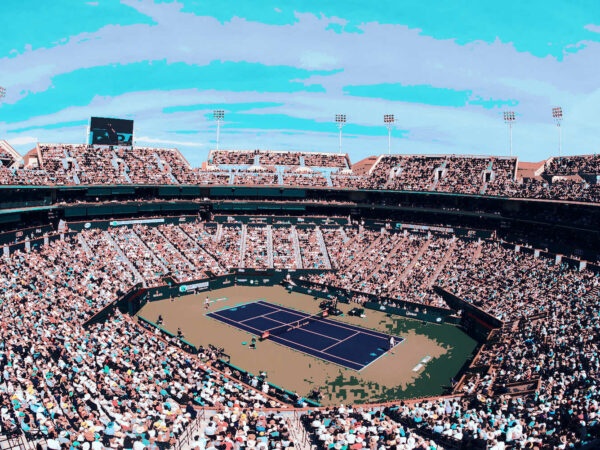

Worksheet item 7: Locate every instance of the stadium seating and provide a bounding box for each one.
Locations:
[1,144,600,448]
[0,145,599,204]
[1,216,598,447]
[545,154,600,176]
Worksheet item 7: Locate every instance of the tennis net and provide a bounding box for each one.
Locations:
[261,310,328,340]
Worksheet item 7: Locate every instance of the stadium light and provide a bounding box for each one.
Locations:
[213,109,225,150]
[1,87,6,143]
[503,111,516,157]
[384,114,395,154]
[335,114,347,154]
[552,107,563,158]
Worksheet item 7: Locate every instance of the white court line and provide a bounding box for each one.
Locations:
[240,309,339,343]
[359,339,404,372]
[211,301,404,370]
[359,349,390,372]
[208,309,363,369]
[321,332,359,352]
[239,309,280,324]
[257,301,395,341]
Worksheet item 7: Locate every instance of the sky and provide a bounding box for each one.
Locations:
[1,1,600,166]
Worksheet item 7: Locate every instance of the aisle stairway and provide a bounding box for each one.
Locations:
[266,225,274,268]
[290,226,303,269]
[368,235,407,281]
[314,226,332,269]
[103,231,145,286]
[423,238,457,288]
[78,233,93,258]
[397,237,431,283]
[239,224,248,269]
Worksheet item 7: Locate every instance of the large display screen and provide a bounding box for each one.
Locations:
[89,117,133,146]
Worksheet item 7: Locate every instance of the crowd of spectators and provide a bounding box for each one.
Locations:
[510,180,600,203]
[0,229,302,449]
[436,156,490,194]
[0,146,599,450]
[257,151,301,166]
[303,153,348,169]
[177,222,230,275]
[309,229,455,309]
[127,225,197,283]
[3,220,597,332]
[179,222,219,254]
[233,171,279,186]
[243,225,270,270]
[282,172,329,187]
[0,141,19,167]
[300,228,600,448]
[210,150,348,169]
[1,145,600,447]
[108,225,168,286]
[0,167,53,185]
[271,226,299,269]
[210,150,256,166]
[212,223,243,270]
[390,236,457,308]
[484,159,519,197]
[76,145,125,184]
[331,173,373,190]
[436,240,599,322]
[318,226,356,270]
[191,169,231,186]
[81,228,143,287]
[21,144,200,186]
[385,156,445,192]
[1,145,599,204]
[296,227,328,270]
[302,404,434,450]
[190,409,298,450]
[0,217,599,448]
[117,147,173,185]
[545,155,600,175]
[305,226,600,323]
[157,223,228,278]
[149,148,194,185]
[37,144,77,184]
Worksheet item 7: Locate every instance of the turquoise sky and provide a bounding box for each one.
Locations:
[1,0,599,165]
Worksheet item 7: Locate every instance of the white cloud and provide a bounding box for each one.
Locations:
[8,136,38,146]
[136,136,204,147]
[1,3,595,114]
[299,51,338,70]
[2,2,600,162]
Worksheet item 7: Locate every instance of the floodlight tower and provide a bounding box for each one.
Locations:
[552,107,563,158]
[335,114,346,154]
[213,109,225,150]
[0,87,6,142]
[384,114,395,154]
[503,111,516,157]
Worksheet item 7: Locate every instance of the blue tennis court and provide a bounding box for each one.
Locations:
[207,300,403,371]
